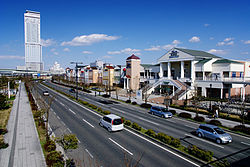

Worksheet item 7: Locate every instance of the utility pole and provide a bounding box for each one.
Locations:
[71,62,83,101]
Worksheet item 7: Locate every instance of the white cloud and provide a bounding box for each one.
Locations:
[189,36,200,43]
[61,34,120,46]
[172,40,181,45]
[0,55,24,59]
[162,44,175,50]
[208,49,226,55]
[82,51,93,54]
[244,40,250,44]
[224,37,233,42]
[144,46,161,51]
[204,24,210,27]
[107,48,140,55]
[103,55,112,59]
[217,38,234,46]
[63,48,70,52]
[209,37,214,40]
[41,39,55,47]
[241,52,249,55]
[50,48,56,52]
[53,52,59,55]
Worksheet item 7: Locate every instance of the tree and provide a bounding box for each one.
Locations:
[0,94,7,110]
[190,85,201,117]
[56,134,78,153]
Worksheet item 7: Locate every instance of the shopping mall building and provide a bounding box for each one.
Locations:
[138,48,250,101]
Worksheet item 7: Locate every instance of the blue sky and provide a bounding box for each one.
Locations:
[1,0,250,70]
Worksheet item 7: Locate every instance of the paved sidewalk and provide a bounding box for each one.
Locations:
[0,82,46,167]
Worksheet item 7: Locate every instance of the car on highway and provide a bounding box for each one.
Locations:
[69,88,75,93]
[43,91,49,96]
[196,124,232,144]
[99,114,124,132]
[149,106,173,118]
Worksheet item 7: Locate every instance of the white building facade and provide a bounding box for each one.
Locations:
[24,10,43,71]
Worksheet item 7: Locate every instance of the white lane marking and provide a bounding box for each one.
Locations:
[113,108,125,114]
[109,138,133,156]
[184,134,224,149]
[241,142,250,146]
[125,129,199,167]
[62,122,66,126]
[166,119,176,123]
[56,116,61,120]
[227,131,250,140]
[67,128,72,133]
[185,125,196,129]
[42,84,199,166]
[85,149,93,158]
[60,102,65,106]
[69,109,76,115]
[76,137,81,143]
[82,118,95,128]
[137,117,159,126]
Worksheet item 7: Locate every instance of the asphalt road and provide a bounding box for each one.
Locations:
[44,81,250,160]
[35,83,200,167]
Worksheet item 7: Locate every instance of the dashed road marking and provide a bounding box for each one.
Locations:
[241,142,250,146]
[137,117,159,126]
[109,138,133,156]
[67,128,72,133]
[69,109,76,115]
[82,118,95,128]
[85,149,93,158]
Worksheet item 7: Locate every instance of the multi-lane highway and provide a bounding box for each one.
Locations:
[36,81,250,166]
[35,82,200,167]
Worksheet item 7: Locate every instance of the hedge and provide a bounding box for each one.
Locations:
[188,145,213,162]
[231,125,250,135]
[102,94,110,98]
[145,129,156,138]
[209,120,222,126]
[44,140,56,152]
[132,122,142,131]
[46,151,65,167]
[140,103,152,109]
[194,116,205,122]
[124,120,131,126]
[178,112,192,119]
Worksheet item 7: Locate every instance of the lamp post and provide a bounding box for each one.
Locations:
[71,62,83,101]
[210,84,212,112]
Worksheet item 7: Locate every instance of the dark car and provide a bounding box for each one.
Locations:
[69,88,75,93]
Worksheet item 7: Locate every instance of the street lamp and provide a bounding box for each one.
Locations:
[210,84,212,111]
[70,62,83,101]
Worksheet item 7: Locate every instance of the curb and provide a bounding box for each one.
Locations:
[124,125,206,166]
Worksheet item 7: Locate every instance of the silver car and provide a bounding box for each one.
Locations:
[196,124,232,144]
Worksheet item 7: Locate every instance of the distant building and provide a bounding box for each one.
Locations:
[49,62,65,74]
[90,60,103,69]
[124,54,141,90]
[24,10,43,71]
[103,66,114,87]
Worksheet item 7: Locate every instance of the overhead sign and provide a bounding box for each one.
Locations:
[169,50,179,58]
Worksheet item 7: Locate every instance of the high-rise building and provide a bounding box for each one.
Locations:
[24,10,43,71]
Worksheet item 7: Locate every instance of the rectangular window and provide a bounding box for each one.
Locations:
[232,72,236,78]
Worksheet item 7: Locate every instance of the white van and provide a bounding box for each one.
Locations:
[99,114,124,132]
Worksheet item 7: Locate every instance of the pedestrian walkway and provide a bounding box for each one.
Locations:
[0,82,46,167]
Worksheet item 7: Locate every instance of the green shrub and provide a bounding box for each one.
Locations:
[81,101,89,106]
[156,133,171,145]
[0,94,7,110]
[209,120,222,126]
[97,107,103,112]
[140,103,152,109]
[232,125,250,135]
[46,151,65,167]
[89,104,97,109]
[145,129,156,138]
[0,128,8,135]
[132,101,137,105]
[126,100,131,103]
[124,120,131,126]
[44,140,56,152]
[187,145,213,162]
[194,116,205,122]
[33,110,41,118]
[169,109,176,115]
[121,117,125,123]
[0,139,8,149]
[103,110,111,115]
[178,112,192,119]
[170,138,181,148]
[132,122,142,131]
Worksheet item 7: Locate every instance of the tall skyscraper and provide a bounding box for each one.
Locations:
[24,10,43,71]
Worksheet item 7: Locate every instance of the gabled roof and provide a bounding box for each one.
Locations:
[105,66,114,69]
[213,59,243,64]
[175,48,220,58]
[195,58,212,65]
[126,54,140,60]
